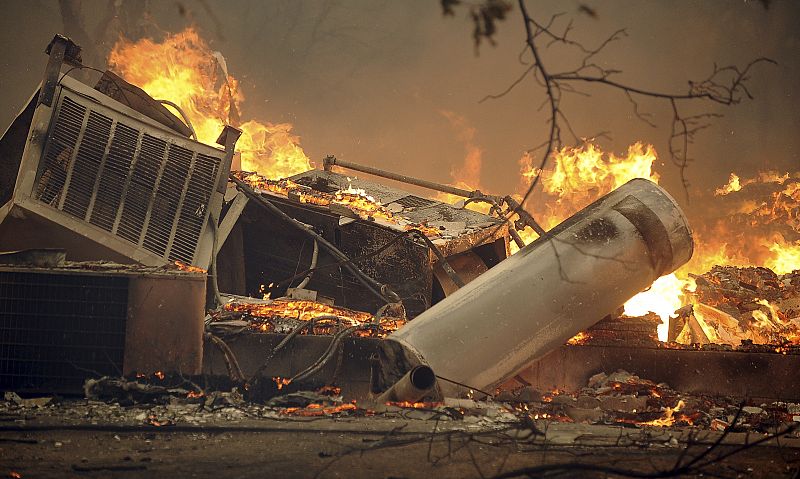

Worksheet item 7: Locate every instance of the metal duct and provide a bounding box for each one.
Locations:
[384,179,693,396]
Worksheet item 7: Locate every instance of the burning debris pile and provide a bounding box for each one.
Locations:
[235,171,443,238]
[0,31,798,453]
[5,369,798,436]
[499,370,800,433]
[211,298,405,337]
[671,266,800,347]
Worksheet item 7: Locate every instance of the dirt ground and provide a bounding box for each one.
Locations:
[2,417,799,479]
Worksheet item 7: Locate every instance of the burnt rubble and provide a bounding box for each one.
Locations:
[2,37,800,470]
[2,369,798,437]
[670,266,800,347]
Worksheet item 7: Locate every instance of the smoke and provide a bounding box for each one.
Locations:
[439,110,483,191]
[0,0,797,217]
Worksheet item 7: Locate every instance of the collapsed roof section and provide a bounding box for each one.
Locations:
[216,168,510,318]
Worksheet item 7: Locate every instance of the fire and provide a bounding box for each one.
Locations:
[223,298,405,337]
[515,142,798,345]
[386,401,442,409]
[272,376,292,390]
[715,173,742,196]
[173,260,206,273]
[639,400,686,427]
[566,331,591,345]
[282,402,357,417]
[435,111,487,209]
[766,241,800,275]
[236,171,442,237]
[520,142,659,230]
[623,274,690,342]
[225,299,374,324]
[108,27,312,179]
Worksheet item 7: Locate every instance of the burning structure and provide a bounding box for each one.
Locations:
[0,36,238,269]
[0,29,798,435]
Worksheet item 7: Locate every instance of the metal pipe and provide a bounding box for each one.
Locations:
[296,240,318,289]
[323,156,477,199]
[375,365,437,403]
[384,179,693,396]
[504,195,546,236]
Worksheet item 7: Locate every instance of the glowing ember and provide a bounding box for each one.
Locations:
[386,401,443,409]
[566,331,591,345]
[272,376,292,390]
[173,260,206,273]
[235,171,442,237]
[639,400,686,427]
[281,402,358,417]
[109,27,312,179]
[222,299,405,337]
[225,299,373,323]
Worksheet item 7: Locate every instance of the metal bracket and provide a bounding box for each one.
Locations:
[215,191,249,253]
[39,35,82,107]
[216,125,242,193]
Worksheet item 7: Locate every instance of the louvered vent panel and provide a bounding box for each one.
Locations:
[89,123,138,231]
[62,111,113,219]
[35,97,85,206]
[143,145,193,257]
[116,134,165,244]
[170,153,218,263]
[32,89,226,266]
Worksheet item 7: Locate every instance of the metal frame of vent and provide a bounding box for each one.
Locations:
[0,35,240,268]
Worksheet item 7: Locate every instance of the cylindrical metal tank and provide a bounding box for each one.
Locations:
[384,179,693,395]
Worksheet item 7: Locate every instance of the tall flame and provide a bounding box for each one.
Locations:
[516,142,798,342]
[108,27,312,179]
[520,142,659,230]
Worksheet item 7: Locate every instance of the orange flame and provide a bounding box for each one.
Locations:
[237,171,441,237]
[520,142,659,230]
[223,299,405,337]
[639,400,686,427]
[173,260,206,273]
[272,376,292,390]
[108,27,312,179]
[516,143,798,343]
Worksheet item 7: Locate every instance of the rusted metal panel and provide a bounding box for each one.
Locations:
[123,273,206,376]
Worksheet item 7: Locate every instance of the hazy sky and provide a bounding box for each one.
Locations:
[1,0,797,211]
